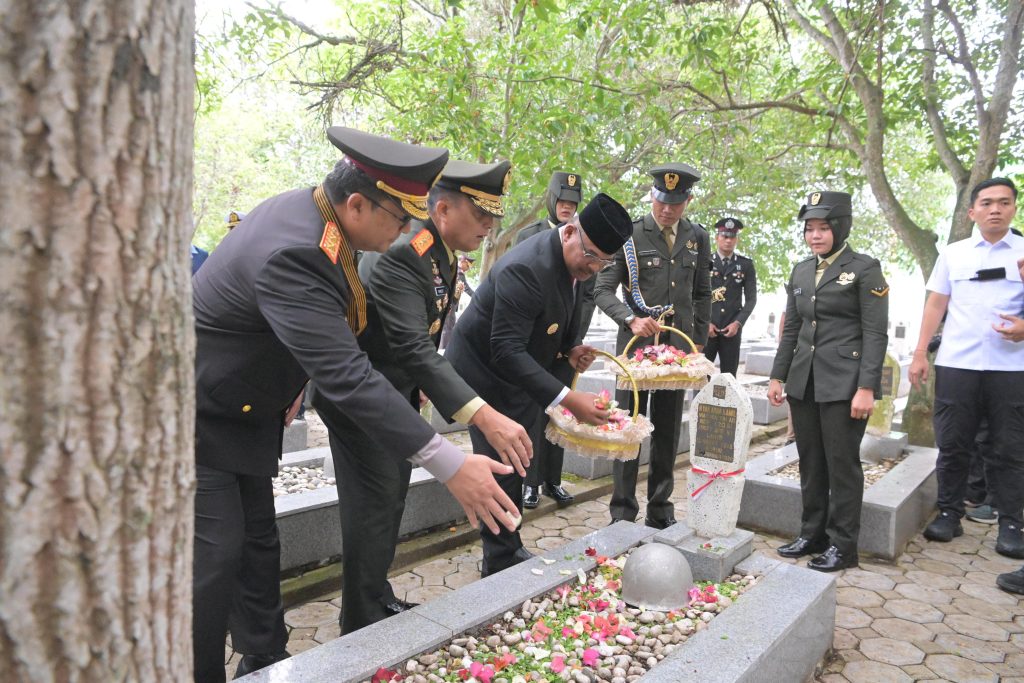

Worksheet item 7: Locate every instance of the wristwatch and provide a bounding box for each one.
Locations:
[624,315,636,325]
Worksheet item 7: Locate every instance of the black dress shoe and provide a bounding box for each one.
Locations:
[996,567,1024,595]
[523,485,540,509]
[777,536,829,558]
[542,483,574,506]
[644,516,677,530]
[383,598,420,615]
[807,545,858,572]
[481,546,535,578]
[233,651,290,679]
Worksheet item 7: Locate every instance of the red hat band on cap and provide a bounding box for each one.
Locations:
[346,157,431,196]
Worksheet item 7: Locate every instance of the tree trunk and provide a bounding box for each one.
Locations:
[0,2,195,681]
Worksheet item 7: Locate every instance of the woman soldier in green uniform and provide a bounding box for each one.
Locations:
[767,191,889,572]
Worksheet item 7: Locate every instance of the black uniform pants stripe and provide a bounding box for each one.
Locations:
[193,465,287,683]
[703,332,742,377]
[610,389,684,523]
[933,366,1024,526]
[326,422,412,634]
[787,377,867,555]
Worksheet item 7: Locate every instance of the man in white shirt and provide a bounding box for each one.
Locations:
[909,178,1024,561]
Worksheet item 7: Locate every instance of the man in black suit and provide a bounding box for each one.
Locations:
[515,171,591,509]
[321,160,533,634]
[446,193,634,576]
[191,128,520,682]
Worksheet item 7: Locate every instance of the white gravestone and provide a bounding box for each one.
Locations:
[686,374,754,538]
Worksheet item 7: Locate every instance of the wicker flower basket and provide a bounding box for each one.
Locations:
[609,325,715,392]
[545,350,653,461]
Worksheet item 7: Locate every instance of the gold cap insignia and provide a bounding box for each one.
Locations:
[428,319,441,335]
[665,173,680,191]
[567,174,577,187]
[502,168,513,195]
[547,323,559,335]
[810,192,821,206]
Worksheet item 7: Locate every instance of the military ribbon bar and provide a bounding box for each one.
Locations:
[689,466,745,500]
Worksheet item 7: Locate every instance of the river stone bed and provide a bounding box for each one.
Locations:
[273,466,334,496]
[361,549,759,683]
[770,452,907,488]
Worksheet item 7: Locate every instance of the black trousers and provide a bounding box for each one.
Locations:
[524,414,566,487]
[704,331,742,377]
[193,465,287,683]
[471,413,535,572]
[788,378,867,555]
[933,366,1024,526]
[610,389,684,523]
[966,419,994,507]
[525,362,572,489]
[320,408,412,634]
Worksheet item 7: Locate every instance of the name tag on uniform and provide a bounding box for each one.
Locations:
[434,286,447,296]
[793,287,803,296]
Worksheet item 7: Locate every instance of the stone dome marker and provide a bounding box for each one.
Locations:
[620,543,694,611]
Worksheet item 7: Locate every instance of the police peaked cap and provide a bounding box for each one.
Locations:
[327,126,449,220]
[714,217,744,234]
[435,159,513,217]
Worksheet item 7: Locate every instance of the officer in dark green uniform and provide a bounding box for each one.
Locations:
[594,163,712,528]
[768,191,889,572]
[705,217,757,376]
[319,160,532,634]
[192,128,520,681]
[515,171,591,509]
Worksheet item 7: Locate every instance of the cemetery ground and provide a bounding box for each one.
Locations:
[245,399,1023,681]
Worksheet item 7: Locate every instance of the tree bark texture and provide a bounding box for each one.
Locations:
[0,2,195,681]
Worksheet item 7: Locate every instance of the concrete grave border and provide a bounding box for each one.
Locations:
[241,523,834,683]
[738,443,938,560]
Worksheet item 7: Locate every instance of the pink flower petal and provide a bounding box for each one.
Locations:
[550,655,566,674]
[582,648,600,666]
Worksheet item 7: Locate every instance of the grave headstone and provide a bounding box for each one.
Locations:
[867,352,900,437]
[687,374,754,538]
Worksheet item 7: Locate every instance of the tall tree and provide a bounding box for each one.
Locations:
[0,1,195,680]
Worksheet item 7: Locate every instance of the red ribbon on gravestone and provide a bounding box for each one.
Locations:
[690,466,745,500]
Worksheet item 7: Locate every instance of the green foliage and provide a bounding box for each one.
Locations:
[191,0,1022,285]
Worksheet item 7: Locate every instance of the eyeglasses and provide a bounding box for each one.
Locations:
[367,196,412,227]
[576,228,616,269]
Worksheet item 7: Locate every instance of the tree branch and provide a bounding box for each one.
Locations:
[936,0,987,117]
[920,0,969,184]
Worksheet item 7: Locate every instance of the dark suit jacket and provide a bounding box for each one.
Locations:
[770,246,889,402]
[192,187,436,476]
[445,229,583,426]
[594,214,712,353]
[516,219,596,338]
[357,220,478,419]
[710,252,758,329]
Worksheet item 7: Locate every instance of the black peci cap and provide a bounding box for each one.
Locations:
[797,191,852,221]
[579,193,633,255]
[434,159,513,217]
[326,126,449,220]
[648,163,701,204]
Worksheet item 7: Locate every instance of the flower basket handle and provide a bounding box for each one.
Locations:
[569,349,641,420]
[622,325,698,357]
